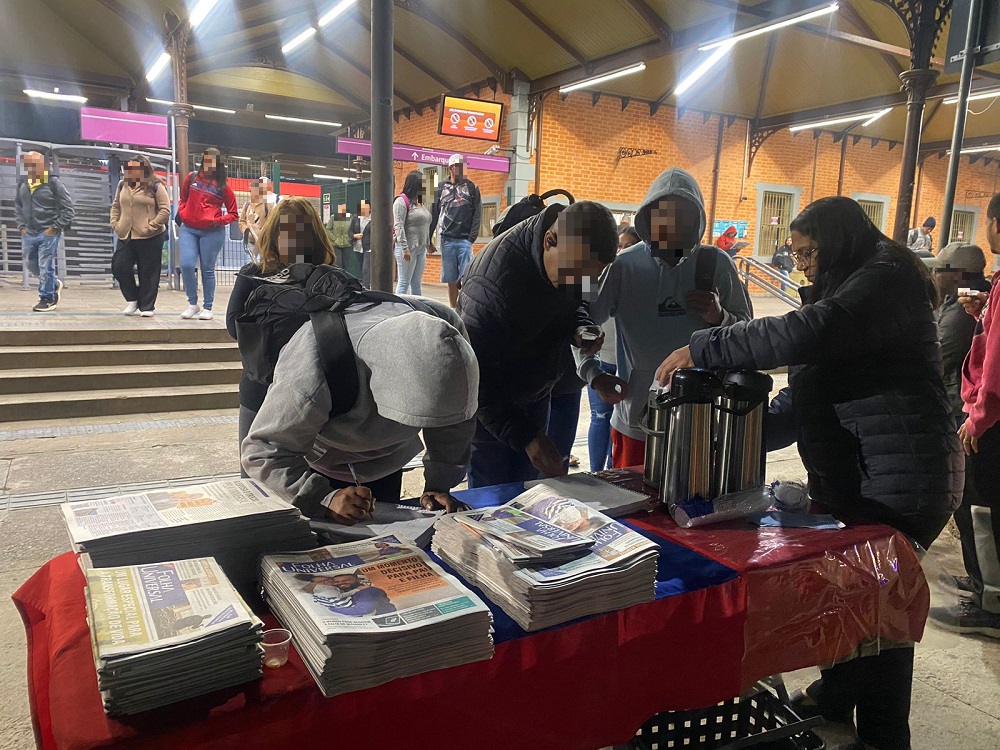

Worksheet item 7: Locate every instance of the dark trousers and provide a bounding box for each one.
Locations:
[326,468,403,505]
[361,250,371,288]
[958,424,1000,612]
[816,647,914,750]
[238,405,257,479]
[469,399,550,488]
[112,235,163,311]
[547,388,582,467]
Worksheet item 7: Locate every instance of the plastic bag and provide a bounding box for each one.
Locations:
[670,486,774,528]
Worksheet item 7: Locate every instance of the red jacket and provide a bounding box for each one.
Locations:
[178,172,238,230]
[962,270,1000,438]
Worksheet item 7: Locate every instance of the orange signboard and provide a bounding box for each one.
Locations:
[437,96,504,142]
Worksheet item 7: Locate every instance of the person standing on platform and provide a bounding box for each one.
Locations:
[110,155,170,317]
[394,171,431,295]
[576,168,752,469]
[656,197,963,750]
[326,203,355,276]
[935,193,1000,639]
[238,178,269,263]
[906,216,936,255]
[431,154,481,307]
[177,147,238,320]
[349,199,372,287]
[771,236,795,291]
[458,200,626,487]
[15,150,75,313]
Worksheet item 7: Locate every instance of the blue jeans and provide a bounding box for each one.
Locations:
[179,224,226,309]
[587,361,617,472]
[24,231,60,301]
[779,268,791,292]
[394,246,426,295]
[469,399,550,488]
[440,237,473,283]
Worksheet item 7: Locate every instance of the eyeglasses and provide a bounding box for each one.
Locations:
[792,247,818,263]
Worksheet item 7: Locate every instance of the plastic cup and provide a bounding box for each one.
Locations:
[262,628,292,669]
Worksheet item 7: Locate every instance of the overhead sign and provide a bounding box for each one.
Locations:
[336,137,510,173]
[437,96,504,142]
[945,0,1000,73]
[80,107,168,148]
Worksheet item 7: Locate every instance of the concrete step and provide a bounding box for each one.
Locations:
[0,362,243,394]
[0,384,240,422]
[0,326,233,347]
[0,342,240,370]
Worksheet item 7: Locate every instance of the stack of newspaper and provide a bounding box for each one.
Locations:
[524,472,653,517]
[84,557,263,716]
[432,485,660,631]
[311,503,442,547]
[61,480,317,587]
[260,535,494,697]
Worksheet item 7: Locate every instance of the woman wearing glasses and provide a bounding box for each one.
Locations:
[656,196,961,750]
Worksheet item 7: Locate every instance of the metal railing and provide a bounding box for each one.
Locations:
[734,256,801,308]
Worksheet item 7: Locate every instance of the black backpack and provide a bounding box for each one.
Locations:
[491,188,575,237]
[235,263,431,415]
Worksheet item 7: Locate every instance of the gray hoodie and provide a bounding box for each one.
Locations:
[577,168,753,441]
[242,297,479,518]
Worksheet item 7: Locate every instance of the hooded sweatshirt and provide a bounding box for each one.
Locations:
[962,269,1000,439]
[577,168,753,441]
[242,298,479,518]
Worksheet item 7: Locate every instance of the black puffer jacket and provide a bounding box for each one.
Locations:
[459,204,593,451]
[690,245,963,548]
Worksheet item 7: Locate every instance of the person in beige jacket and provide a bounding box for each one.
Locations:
[111,154,170,316]
[238,177,269,259]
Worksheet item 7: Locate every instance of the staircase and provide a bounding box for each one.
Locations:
[0,327,242,423]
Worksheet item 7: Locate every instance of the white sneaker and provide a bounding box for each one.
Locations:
[122,302,139,316]
[139,310,154,317]
[198,309,214,321]
[181,305,201,319]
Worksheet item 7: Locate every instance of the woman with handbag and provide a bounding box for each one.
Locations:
[110,154,170,316]
[177,147,238,320]
[394,171,431,295]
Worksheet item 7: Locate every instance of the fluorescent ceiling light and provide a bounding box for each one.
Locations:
[943,89,1000,105]
[319,0,356,27]
[232,156,251,160]
[699,2,840,51]
[313,174,350,182]
[305,164,330,168]
[861,107,893,127]
[146,97,235,114]
[957,145,1000,154]
[146,51,171,82]
[189,0,220,29]
[282,27,317,54]
[24,89,87,103]
[266,113,342,127]
[559,63,646,93]
[789,108,894,132]
[674,42,735,97]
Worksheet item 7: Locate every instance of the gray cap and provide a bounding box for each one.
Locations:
[923,242,986,274]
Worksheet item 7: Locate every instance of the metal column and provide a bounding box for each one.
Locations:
[370,0,394,293]
[940,0,984,246]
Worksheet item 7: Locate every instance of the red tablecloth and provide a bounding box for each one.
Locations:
[13,510,928,750]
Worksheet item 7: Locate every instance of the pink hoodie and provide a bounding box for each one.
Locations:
[962,270,1000,438]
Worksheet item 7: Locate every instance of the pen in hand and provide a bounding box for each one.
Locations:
[347,463,374,518]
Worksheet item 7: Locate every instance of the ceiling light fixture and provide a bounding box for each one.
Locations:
[319,0,357,27]
[232,156,251,160]
[282,27,317,54]
[189,0,220,29]
[674,42,735,97]
[559,63,647,93]
[699,2,840,51]
[956,145,1000,154]
[313,173,350,182]
[146,51,171,83]
[266,113,342,127]
[23,89,87,103]
[861,107,893,127]
[943,89,1000,105]
[788,108,895,132]
[146,97,235,114]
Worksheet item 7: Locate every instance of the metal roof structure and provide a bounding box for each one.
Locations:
[2,0,999,155]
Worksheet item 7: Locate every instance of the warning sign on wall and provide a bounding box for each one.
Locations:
[438,96,504,142]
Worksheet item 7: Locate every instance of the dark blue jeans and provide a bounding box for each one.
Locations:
[469,399,550,488]
[586,361,616,472]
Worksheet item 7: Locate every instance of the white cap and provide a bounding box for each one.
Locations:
[448,153,465,166]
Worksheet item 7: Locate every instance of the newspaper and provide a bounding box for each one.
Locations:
[63,480,292,543]
[260,534,490,636]
[453,505,594,561]
[86,557,257,659]
[310,503,442,547]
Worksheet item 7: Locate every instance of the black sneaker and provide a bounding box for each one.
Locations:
[930,598,1000,638]
[33,298,57,313]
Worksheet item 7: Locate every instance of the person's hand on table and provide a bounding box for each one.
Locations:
[958,422,979,456]
[420,492,466,513]
[685,290,724,325]
[655,345,694,387]
[958,291,986,320]
[525,433,567,478]
[322,486,374,525]
[592,373,629,405]
[574,325,605,357]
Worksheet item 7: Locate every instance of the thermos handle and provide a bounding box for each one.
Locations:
[715,393,769,418]
[638,406,663,438]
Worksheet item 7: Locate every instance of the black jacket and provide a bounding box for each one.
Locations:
[15,176,75,233]
[227,265,276,410]
[348,215,371,253]
[938,278,991,419]
[771,246,795,272]
[459,204,592,451]
[690,245,963,548]
[430,177,482,243]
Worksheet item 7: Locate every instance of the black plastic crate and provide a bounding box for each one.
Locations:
[630,689,824,750]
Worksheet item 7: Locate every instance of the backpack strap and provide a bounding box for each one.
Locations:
[694,245,719,292]
[310,310,361,417]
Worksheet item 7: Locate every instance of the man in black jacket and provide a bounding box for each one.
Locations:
[15,151,75,312]
[458,200,627,487]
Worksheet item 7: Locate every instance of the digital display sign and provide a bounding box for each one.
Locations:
[437,96,504,143]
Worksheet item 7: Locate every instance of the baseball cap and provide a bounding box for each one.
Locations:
[448,153,465,167]
[924,242,986,274]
